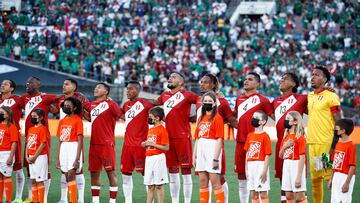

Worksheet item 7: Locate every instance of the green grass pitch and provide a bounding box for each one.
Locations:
[17,137,360,202]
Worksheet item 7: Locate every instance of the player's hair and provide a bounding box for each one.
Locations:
[97,82,110,95]
[248,72,261,83]
[5,79,17,93]
[204,73,219,92]
[32,108,46,125]
[65,78,78,91]
[172,72,185,82]
[335,119,354,135]
[198,91,218,123]
[254,110,268,123]
[314,66,331,83]
[0,106,14,127]
[283,72,299,93]
[149,106,165,121]
[60,97,83,115]
[284,111,305,139]
[126,81,141,90]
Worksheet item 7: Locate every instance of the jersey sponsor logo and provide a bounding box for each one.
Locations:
[60,125,72,141]
[0,98,16,107]
[274,95,297,124]
[25,96,43,121]
[0,129,5,145]
[125,101,145,128]
[237,95,260,120]
[163,92,185,117]
[247,141,261,159]
[333,150,345,170]
[27,133,38,150]
[90,101,110,123]
[283,145,294,159]
[198,122,211,137]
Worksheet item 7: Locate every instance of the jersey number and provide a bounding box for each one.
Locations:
[166,100,175,108]
[127,110,135,118]
[92,109,100,116]
[280,106,287,114]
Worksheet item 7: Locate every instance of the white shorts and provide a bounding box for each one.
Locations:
[281,159,306,192]
[0,151,14,177]
[144,153,168,186]
[60,142,82,173]
[331,172,355,203]
[195,138,222,174]
[29,154,48,182]
[247,161,270,192]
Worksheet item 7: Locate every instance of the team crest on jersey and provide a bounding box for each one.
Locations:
[247,141,261,159]
[0,130,5,145]
[0,98,16,107]
[332,151,345,170]
[198,122,211,137]
[27,134,38,150]
[60,125,72,141]
[283,145,294,159]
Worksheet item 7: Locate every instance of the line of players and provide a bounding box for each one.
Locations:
[0,65,354,203]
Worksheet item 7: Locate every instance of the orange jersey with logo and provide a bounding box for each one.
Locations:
[0,123,19,151]
[194,114,224,139]
[244,132,272,161]
[26,125,48,155]
[280,133,306,160]
[331,141,356,174]
[145,125,169,156]
[57,114,83,142]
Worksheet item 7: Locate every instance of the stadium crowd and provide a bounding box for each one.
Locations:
[0,0,359,108]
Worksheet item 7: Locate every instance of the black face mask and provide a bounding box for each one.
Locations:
[334,130,342,138]
[0,113,5,122]
[251,118,261,128]
[202,103,214,111]
[31,117,39,125]
[283,119,292,129]
[148,118,154,125]
[62,107,72,115]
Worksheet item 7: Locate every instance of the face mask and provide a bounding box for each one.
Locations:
[202,103,214,111]
[62,107,72,115]
[334,130,342,138]
[283,119,292,129]
[251,118,261,128]
[148,118,154,125]
[0,113,5,122]
[31,117,39,125]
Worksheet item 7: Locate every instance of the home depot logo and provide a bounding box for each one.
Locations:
[333,150,345,170]
[247,141,261,159]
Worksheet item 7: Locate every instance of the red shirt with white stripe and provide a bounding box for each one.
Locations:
[0,95,23,129]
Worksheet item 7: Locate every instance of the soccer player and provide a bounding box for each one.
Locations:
[20,77,57,203]
[121,81,154,203]
[328,119,356,203]
[0,106,19,202]
[244,110,272,203]
[52,79,87,203]
[272,73,307,202]
[25,108,50,203]
[307,66,341,203]
[0,80,25,203]
[193,91,225,203]
[197,74,237,203]
[142,107,169,203]
[156,72,198,203]
[83,82,123,203]
[56,97,84,203]
[279,111,307,203]
[234,72,273,203]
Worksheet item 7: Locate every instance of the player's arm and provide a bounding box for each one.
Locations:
[228,116,238,129]
[329,109,342,154]
[143,98,160,106]
[49,104,59,115]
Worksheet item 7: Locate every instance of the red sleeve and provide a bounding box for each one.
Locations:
[214,115,224,139]
[243,134,250,151]
[349,144,356,166]
[18,95,26,109]
[56,120,61,137]
[330,106,341,113]
[194,124,199,139]
[157,94,164,105]
[82,101,91,112]
[188,91,198,104]
[298,136,306,155]
[111,101,123,117]
[9,125,19,143]
[234,97,239,115]
[161,127,169,145]
[264,134,272,155]
[263,98,274,115]
[45,94,57,104]
[219,99,233,122]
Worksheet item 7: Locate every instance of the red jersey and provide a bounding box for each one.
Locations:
[56,92,88,119]
[83,99,122,146]
[196,97,233,122]
[145,125,169,156]
[244,131,272,161]
[194,114,224,139]
[0,95,23,129]
[331,141,356,174]
[122,98,154,147]
[19,93,57,136]
[280,134,306,160]
[157,90,197,139]
[272,94,307,140]
[0,123,19,151]
[234,93,273,142]
[26,125,49,155]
